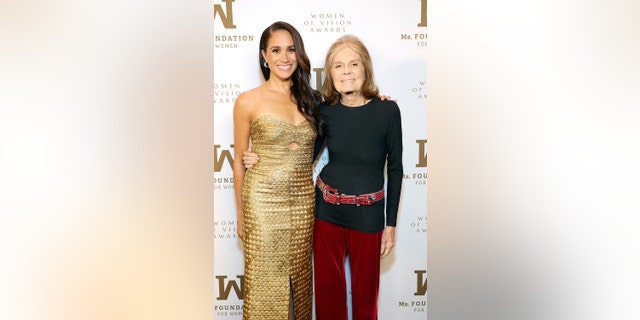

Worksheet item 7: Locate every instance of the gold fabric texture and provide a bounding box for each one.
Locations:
[241,115,316,320]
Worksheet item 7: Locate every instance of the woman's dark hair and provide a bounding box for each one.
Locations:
[259,21,320,132]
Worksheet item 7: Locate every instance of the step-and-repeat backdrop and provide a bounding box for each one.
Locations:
[213,1,427,318]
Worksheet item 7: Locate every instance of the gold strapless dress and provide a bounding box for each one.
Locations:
[241,115,316,320]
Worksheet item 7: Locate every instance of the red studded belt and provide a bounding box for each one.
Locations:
[316,176,385,206]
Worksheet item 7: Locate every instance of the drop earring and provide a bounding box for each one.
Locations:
[263,61,269,68]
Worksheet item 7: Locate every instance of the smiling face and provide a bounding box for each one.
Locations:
[329,45,365,96]
[261,29,298,81]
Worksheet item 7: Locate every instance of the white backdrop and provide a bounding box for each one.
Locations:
[213,0,427,318]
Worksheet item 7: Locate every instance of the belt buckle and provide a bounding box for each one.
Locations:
[365,194,375,205]
[356,194,374,206]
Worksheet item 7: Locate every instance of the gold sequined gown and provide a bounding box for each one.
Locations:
[241,114,316,320]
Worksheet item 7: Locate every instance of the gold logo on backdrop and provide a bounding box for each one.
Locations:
[414,270,427,295]
[416,139,427,167]
[398,0,427,46]
[214,144,234,172]
[216,275,245,300]
[214,0,236,29]
[213,1,254,48]
[418,0,427,27]
[401,140,427,184]
[312,68,324,90]
[396,270,427,311]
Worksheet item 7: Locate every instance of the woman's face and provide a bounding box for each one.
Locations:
[261,30,298,81]
[329,45,365,96]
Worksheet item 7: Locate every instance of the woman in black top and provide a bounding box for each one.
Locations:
[312,34,403,320]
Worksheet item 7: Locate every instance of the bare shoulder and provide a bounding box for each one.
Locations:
[236,87,260,107]
[235,86,266,117]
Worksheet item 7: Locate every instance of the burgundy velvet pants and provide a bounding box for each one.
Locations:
[313,218,383,320]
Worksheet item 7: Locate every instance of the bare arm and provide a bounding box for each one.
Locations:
[233,94,253,239]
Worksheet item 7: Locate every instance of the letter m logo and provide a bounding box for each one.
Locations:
[216,275,245,300]
[414,270,427,295]
[214,0,237,29]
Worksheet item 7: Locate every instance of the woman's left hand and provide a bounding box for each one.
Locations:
[379,94,397,102]
[243,149,259,169]
[380,226,396,258]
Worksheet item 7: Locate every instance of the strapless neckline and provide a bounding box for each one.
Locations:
[252,114,308,127]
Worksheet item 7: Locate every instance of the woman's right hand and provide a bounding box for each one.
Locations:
[242,150,259,168]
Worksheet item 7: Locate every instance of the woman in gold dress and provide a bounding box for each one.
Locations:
[232,21,321,320]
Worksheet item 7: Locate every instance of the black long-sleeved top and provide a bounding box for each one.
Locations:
[313,97,403,233]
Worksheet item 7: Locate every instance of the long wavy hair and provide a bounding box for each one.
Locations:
[258,21,320,131]
[320,34,379,105]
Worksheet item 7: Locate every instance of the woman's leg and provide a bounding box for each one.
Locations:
[313,219,348,320]
[347,228,383,320]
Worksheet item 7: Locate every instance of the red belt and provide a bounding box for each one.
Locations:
[316,176,384,206]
